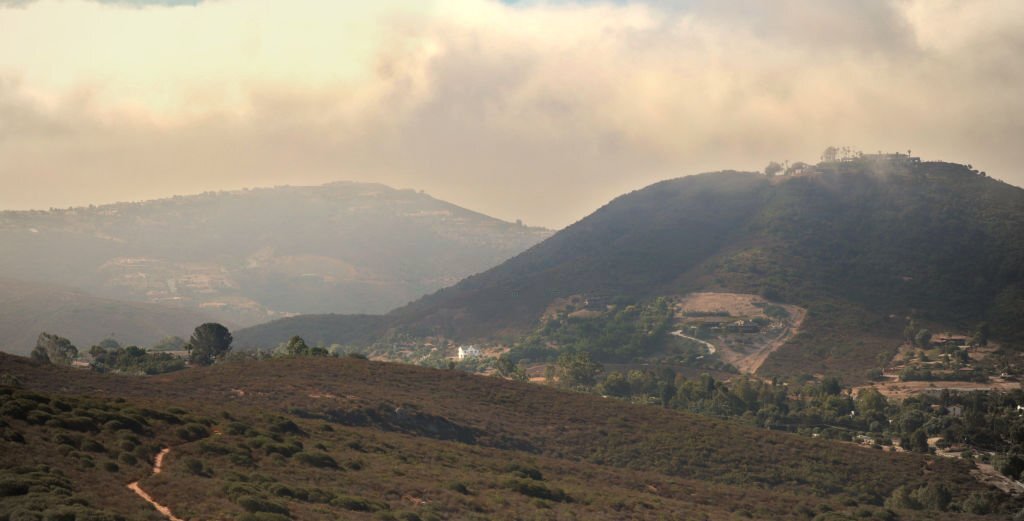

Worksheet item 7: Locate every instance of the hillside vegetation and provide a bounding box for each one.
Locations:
[0,353,1015,520]
[238,160,1024,378]
[0,182,550,328]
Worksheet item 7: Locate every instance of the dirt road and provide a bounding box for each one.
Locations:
[670,330,717,354]
[734,305,807,374]
[127,447,184,521]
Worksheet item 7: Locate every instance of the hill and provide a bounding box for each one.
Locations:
[0,182,550,327]
[0,278,214,355]
[0,353,1014,520]
[237,159,1024,378]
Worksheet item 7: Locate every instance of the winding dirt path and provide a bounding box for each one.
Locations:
[127,447,185,521]
[670,330,717,354]
[736,305,807,374]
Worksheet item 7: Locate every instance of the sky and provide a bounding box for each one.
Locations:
[1,0,1022,228]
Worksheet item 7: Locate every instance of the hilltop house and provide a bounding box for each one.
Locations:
[457,346,481,361]
[726,320,761,334]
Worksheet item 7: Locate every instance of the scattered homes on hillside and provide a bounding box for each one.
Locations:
[457,345,481,360]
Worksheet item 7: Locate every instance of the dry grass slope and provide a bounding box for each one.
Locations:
[1,354,1015,520]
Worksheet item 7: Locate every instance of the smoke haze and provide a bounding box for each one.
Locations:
[2,0,1022,227]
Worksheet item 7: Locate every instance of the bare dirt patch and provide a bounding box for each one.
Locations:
[857,379,1021,401]
[674,292,806,374]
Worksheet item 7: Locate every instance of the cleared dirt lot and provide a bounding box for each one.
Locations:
[856,379,1021,400]
[674,292,807,374]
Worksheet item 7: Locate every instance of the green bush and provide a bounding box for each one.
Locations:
[330,495,386,512]
[176,422,211,441]
[236,495,289,515]
[505,479,569,502]
[447,482,470,495]
[237,513,291,521]
[293,452,338,469]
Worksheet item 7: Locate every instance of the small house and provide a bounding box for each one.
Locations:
[457,346,481,361]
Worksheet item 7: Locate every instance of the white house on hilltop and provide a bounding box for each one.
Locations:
[457,345,481,360]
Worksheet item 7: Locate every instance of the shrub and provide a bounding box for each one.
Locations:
[237,514,291,521]
[267,418,303,436]
[0,478,30,497]
[236,495,289,515]
[176,423,210,441]
[505,479,569,502]
[185,459,205,475]
[293,452,338,469]
[448,482,470,495]
[81,440,105,453]
[225,422,251,436]
[330,495,386,512]
[264,442,302,458]
[506,464,543,481]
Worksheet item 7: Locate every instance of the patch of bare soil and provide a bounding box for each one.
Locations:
[675,292,807,374]
[858,380,1021,400]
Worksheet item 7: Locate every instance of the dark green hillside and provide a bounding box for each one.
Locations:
[236,160,1024,377]
[0,353,1013,519]
[233,314,390,350]
[0,278,215,356]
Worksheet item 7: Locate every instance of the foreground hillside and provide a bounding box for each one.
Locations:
[0,353,1016,520]
[0,278,215,356]
[0,182,550,327]
[238,159,1024,378]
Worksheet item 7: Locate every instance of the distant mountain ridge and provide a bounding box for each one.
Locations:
[0,181,551,328]
[237,159,1024,377]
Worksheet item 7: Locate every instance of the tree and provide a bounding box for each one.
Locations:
[598,371,630,397]
[972,322,990,347]
[912,483,951,511]
[914,329,932,348]
[556,351,602,388]
[820,376,842,396]
[903,319,918,344]
[763,161,783,177]
[855,387,887,420]
[495,356,517,378]
[98,338,121,350]
[31,332,78,365]
[187,323,233,366]
[821,146,839,162]
[283,336,310,357]
[902,428,929,453]
[152,336,186,351]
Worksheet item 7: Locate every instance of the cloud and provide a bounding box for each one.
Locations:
[0,0,1023,227]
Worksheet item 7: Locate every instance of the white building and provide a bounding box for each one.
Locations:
[457,345,481,360]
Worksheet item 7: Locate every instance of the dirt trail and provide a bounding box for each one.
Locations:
[676,293,806,375]
[127,447,185,521]
[670,330,716,354]
[735,305,807,374]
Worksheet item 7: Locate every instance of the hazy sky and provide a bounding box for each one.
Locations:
[1,0,1022,228]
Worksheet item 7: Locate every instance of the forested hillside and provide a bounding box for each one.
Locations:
[238,159,1024,377]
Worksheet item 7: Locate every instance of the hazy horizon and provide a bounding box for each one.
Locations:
[2,0,1023,228]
